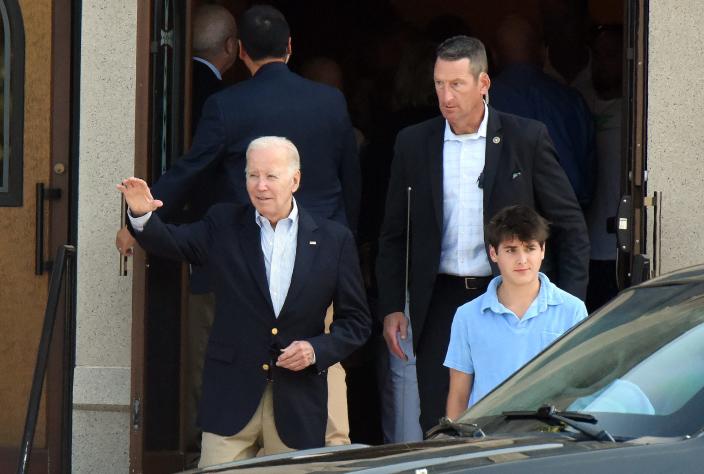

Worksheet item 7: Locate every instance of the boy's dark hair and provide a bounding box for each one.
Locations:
[436,35,488,78]
[485,205,550,249]
[239,5,290,61]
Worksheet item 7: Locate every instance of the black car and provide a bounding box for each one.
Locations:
[185,265,704,473]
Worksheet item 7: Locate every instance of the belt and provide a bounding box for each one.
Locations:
[437,274,493,290]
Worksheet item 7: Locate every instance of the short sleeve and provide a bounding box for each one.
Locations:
[573,300,588,325]
[443,307,475,374]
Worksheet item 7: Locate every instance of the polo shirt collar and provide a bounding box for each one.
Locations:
[481,272,563,320]
[443,101,489,142]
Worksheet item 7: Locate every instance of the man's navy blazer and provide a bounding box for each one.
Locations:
[151,62,361,232]
[191,58,224,136]
[186,58,225,292]
[134,203,372,449]
[376,108,590,349]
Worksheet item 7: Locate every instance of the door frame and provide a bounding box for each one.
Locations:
[131,0,194,471]
[620,0,649,287]
[130,0,151,470]
[45,0,77,471]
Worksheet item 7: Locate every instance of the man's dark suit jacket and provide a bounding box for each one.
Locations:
[191,59,224,136]
[376,108,589,349]
[151,62,361,233]
[134,203,372,449]
[186,58,225,292]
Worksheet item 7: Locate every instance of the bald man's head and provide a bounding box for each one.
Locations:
[193,5,238,73]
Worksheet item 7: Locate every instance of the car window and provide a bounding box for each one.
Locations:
[460,282,704,438]
[569,324,704,415]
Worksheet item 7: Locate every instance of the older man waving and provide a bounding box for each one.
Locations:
[118,136,371,467]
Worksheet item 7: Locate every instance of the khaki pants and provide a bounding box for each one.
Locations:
[186,292,216,452]
[325,304,351,445]
[198,385,293,467]
[192,299,349,466]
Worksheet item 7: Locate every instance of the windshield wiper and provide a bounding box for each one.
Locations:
[426,417,487,439]
[502,405,616,442]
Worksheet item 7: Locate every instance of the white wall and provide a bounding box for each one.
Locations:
[73,1,137,472]
[647,1,704,275]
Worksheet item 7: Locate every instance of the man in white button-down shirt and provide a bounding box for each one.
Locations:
[377,36,589,433]
[118,137,371,466]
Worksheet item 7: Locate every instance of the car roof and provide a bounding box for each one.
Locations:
[635,263,704,288]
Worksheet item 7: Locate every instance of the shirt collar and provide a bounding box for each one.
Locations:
[444,101,489,142]
[255,198,299,229]
[193,56,222,80]
[481,272,563,319]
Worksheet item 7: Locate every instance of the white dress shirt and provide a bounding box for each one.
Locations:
[438,103,492,277]
[128,200,300,318]
[255,200,299,317]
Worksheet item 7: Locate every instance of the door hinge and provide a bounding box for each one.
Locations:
[160,28,173,48]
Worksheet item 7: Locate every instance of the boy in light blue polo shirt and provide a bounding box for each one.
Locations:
[444,205,587,420]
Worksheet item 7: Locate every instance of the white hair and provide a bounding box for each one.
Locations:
[245,136,301,174]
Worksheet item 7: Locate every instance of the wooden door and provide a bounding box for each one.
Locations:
[0,0,73,471]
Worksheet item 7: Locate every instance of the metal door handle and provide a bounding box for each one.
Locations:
[119,195,128,276]
[35,183,61,275]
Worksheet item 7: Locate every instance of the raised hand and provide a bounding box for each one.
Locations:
[116,177,163,217]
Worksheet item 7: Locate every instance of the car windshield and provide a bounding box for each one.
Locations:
[459,280,704,439]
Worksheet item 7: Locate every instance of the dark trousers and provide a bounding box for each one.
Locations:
[586,259,619,313]
[416,275,490,433]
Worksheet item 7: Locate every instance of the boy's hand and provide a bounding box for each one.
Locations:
[383,312,408,361]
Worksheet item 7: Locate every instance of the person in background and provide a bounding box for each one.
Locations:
[585,25,624,311]
[190,5,238,133]
[300,56,366,149]
[541,0,596,105]
[491,15,596,208]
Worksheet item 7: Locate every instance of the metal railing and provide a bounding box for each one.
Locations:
[17,244,76,474]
